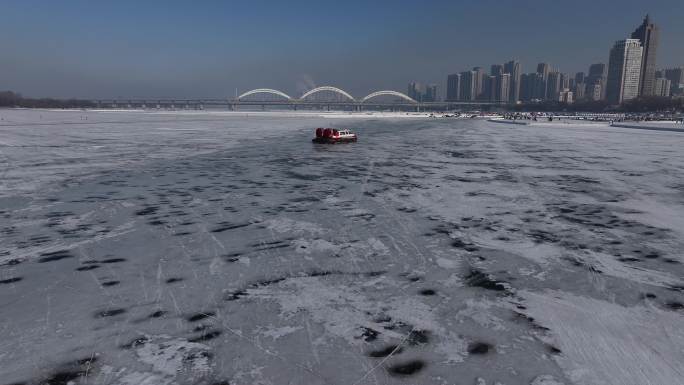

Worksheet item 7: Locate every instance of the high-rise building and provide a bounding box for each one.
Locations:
[520,72,545,101]
[575,72,586,84]
[560,73,570,90]
[496,73,511,102]
[484,75,496,101]
[536,63,551,99]
[490,64,504,76]
[407,82,423,102]
[653,77,671,97]
[424,84,438,102]
[446,73,461,101]
[574,83,586,100]
[631,15,659,96]
[587,63,607,100]
[546,72,562,101]
[587,83,603,101]
[472,67,486,100]
[664,67,684,95]
[606,39,643,104]
[408,82,437,102]
[520,73,534,101]
[504,60,521,103]
[559,89,574,103]
[460,71,477,101]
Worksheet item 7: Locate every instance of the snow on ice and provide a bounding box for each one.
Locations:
[0,109,683,384]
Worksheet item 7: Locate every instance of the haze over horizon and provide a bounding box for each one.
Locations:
[1,0,683,99]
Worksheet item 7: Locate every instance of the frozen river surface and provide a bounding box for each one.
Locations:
[1,110,684,385]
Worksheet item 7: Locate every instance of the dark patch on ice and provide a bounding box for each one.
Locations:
[149,310,167,318]
[37,356,98,385]
[547,345,562,354]
[102,281,119,287]
[173,231,193,236]
[187,312,216,322]
[1,258,23,267]
[96,308,126,318]
[221,253,242,262]
[513,312,550,331]
[465,269,509,293]
[0,277,22,284]
[563,257,603,274]
[387,360,425,376]
[666,302,683,311]
[419,289,436,296]
[669,285,684,292]
[467,341,493,355]
[101,258,127,264]
[368,345,403,357]
[135,206,159,216]
[76,265,100,271]
[663,258,680,264]
[618,257,641,262]
[252,277,287,287]
[166,277,184,284]
[407,330,430,345]
[37,250,74,263]
[361,327,380,342]
[121,336,150,349]
[527,229,559,244]
[251,240,290,251]
[147,219,166,226]
[224,289,247,301]
[642,293,657,299]
[189,330,222,342]
[210,222,251,233]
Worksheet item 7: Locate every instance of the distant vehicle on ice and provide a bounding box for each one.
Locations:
[312,128,357,144]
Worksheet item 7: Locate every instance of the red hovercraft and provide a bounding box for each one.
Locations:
[312,128,358,144]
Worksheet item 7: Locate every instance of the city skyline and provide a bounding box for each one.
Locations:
[442,14,683,105]
[1,1,683,99]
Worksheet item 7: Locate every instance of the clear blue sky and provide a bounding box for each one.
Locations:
[1,0,682,99]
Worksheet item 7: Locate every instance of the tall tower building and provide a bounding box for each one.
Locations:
[504,60,521,103]
[536,63,551,99]
[459,71,477,101]
[496,73,511,102]
[631,15,659,96]
[425,84,438,102]
[664,67,684,95]
[490,64,504,76]
[606,39,643,104]
[446,73,461,101]
[546,72,562,101]
[407,82,423,102]
[587,63,607,100]
[472,67,486,100]
[484,75,496,101]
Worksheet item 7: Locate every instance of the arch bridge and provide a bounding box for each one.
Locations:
[237,86,417,103]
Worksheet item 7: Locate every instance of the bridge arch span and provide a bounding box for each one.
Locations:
[300,86,355,101]
[361,90,417,103]
[238,88,292,100]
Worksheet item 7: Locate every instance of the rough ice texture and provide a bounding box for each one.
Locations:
[1,109,683,385]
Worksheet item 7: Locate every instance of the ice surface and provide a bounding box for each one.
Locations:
[1,109,683,385]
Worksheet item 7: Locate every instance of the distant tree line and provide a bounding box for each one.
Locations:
[510,96,684,113]
[0,91,95,109]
